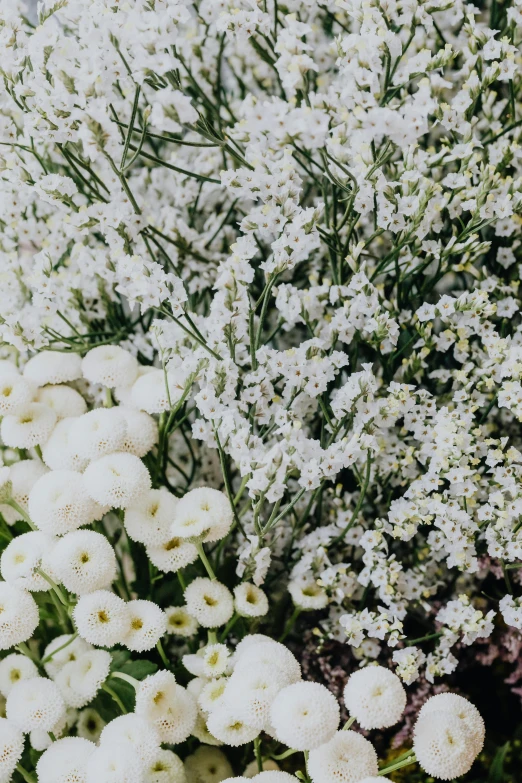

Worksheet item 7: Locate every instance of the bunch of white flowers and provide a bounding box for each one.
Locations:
[1,0,520,777]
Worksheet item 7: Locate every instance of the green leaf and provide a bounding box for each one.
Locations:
[119,659,158,680]
[109,650,130,671]
[488,742,510,783]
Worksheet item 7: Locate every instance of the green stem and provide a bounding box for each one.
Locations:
[330,454,372,547]
[343,716,356,730]
[16,765,36,783]
[156,639,170,669]
[102,682,128,714]
[254,736,263,773]
[279,606,301,642]
[378,753,416,776]
[111,671,140,689]
[196,541,217,581]
[6,499,36,529]
[219,612,240,642]
[35,568,69,607]
[41,632,78,664]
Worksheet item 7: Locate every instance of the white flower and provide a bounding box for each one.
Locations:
[82,346,139,389]
[184,578,234,628]
[35,385,87,419]
[125,488,178,546]
[70,408,128,460]
[0,531,55,592]
[146,536,199,573]
[24,352,82,387]
[206,703,260,746]
[413,709,479,780]
[55,649,111,708]
[135,672,197,744]
[171,487,234,543]
[123,599,167,652]
[0,653,39,697]
[0,459,48,525]
[119,407,158,457]
[1,402,57,449]
[6,676,66,732]
[73,590,130,647]
[184,747,233,783]
[99,714,161,767]
[0,583,40,650]
[143,748,186,783]
[288,577,328,611]
[308,731,379,783]
[0,717,25,783]
[343,665,406,730]
[233,583,269,618]
[131,370,181,414]
[42,633,92,679]
[417,693,485,757]
[29,470,95,535]
[48,530,117,594]
[36,736,96,783]
[0,375,33,416]
[83,453,151,509]
[165,606,199,637]
[85,741,145,783]
[270,681,339,751]
[202,644,230,678]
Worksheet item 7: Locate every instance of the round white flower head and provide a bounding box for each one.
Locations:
[143,748,185,783]
[131,370,181,414]
[198,678,228,714]
[288,577,328,611]
[270,682,339,751]
[48,530,117,595]
[191,712,223,747]
[85,741,144,783]
[100,714,161,767]
[36,736,96,783]
[343,665,407,730]
[135,671,178,723]
[41,417,89,472]
[184,578,234,628]
[234,583,269,618]
[307,731,379,783]
[0,530,55,591]
[0,583,39,649]
[0,374,33,416]
[254,774,298,783]
[71,408,127,461]
[413,709,477,780]
[123,599,167,652]
[56,649,112,708]
[119,407,159,457]
[24,351,82,387]
[42,633,92,679]
[417,693,485,757]
[0,717,24,783]
[206,703,260,746]
[165,605,198,637]
[223,664,288,730]
[0,654,39,697]
[233,641,301,685]
[243,760,280,777]
[73,590,130,647]
[183,652,206,678]
[0,459,48,525]
[77,708,106,743]
[184,746,233,783]
[1,402,57,448]
[6,676,66,732]
[83,453,151,509]
[82,346,139,389]
[29,470,95,535]
[35,385,87,419]
[150,684,196,744]
[146,536,198,573]
[125,488,178,546]
[29,709,68,751]
[171,487,233,543]
[203,644,230,678]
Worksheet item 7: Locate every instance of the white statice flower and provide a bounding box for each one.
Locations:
[233,583,269,617]
[171,487,234,543]
[184,747,232,783]
[123,599,167,652]
[24,352,82,387]
[0,717,25,783]
[36,736,96,783]
[125,488,178,546]
[499,594,522,629]
[82,346,139,389]
[6,676,66,732]
[1,402,57,448]
[0,653,39,697]
[73,590,130,647]
[83,453,151,509]
[35,385,87,419]
[48,530,117,594]
[29,470,96,535]
[307,731,379,783]
[165,606,199,637]
[343,665,406,730]
[0,583,40,650]
[184,578,234,628]
[270,682,339,751]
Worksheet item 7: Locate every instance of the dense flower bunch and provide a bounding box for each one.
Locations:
[1,0,522,778]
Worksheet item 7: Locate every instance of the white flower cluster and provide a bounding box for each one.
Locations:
[0,0,519,777]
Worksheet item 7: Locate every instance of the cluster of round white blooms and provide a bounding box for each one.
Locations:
[29,470,96,535]
[83,453,151,509]
[24,352,82,387]
[135,671,197,744]
[42,418,90,472]
[82,346,139,389]
[1,402,57,448]
[0,717,24,783]
[184,578,234,628]
[0,374,33,416]
[124,600,167,652]
[413,693,485,779]
[1,530,55,591]
[0,459,48,524]
[42,634,92,678]
[99,714,161,768]
[35,384,87,419]
[308,732,379,783]
[343,665,407,730]
[0,583,39,649]
[36,736,96,783]
[85,741,145,783]
[119,407,158,457]
[56,650,112,708]
[233,583,269,618]
[6,676,65,732]
[73,590,130,647]
[270,681,340,751]
[0,653,38,697]
[125,488,177,546]
[206,702,260,747]
[171,487,234,543]
[48,530,117,594]
[71,409,128,460]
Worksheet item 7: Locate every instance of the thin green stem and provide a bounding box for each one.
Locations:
[196,541,217,581]
[102,683,128,714]
[157,639,170,669]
